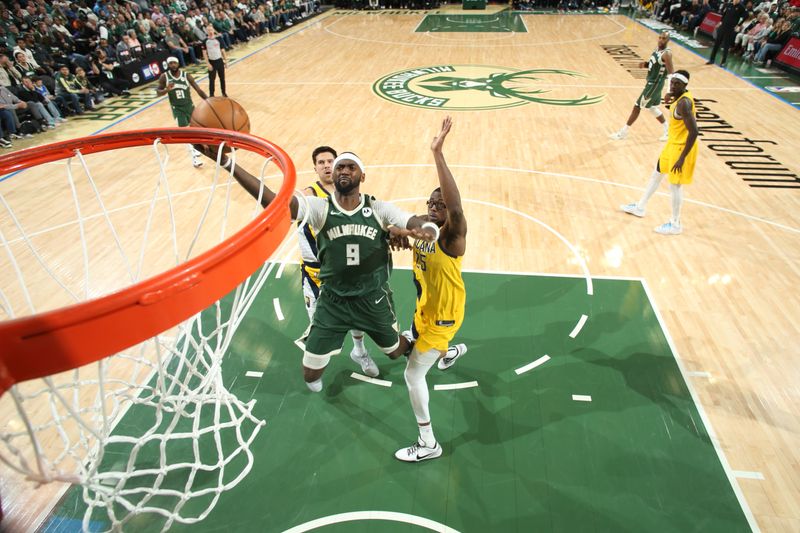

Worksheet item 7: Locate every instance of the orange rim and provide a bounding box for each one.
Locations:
[0,128,296,395]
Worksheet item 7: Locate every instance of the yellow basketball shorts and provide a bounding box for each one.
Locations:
[413,314,464,354]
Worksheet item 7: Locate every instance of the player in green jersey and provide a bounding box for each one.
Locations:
[206,149,437,392]
[156,57,208,168]
[609,31,674,142]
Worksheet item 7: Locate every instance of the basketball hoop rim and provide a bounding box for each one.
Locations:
[0,128,296,395]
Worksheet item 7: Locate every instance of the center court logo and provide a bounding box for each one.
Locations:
[373,65,604,110]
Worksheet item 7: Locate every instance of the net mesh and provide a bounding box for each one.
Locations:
[0,137,290,531]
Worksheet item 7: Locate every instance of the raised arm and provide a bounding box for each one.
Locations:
[431,116,467,251]
[201,149,299,217]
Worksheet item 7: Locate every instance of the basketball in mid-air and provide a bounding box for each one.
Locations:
[190,97,250,133]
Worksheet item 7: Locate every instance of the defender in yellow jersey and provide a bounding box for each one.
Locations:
[620,70,698,235]
[392,117,468,463]
[298,147,375,377]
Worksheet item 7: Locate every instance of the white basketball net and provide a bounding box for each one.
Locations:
[0,141,288,531]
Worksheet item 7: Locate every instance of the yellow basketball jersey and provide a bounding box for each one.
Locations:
[412,238,465,326]
[659,90,698,184]
[666,90,695,145]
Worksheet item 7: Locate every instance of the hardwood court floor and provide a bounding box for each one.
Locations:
[1,8,799,532]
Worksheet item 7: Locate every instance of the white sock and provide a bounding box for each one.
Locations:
[663,121,669,135]
[419,424,436,448]
[637,170,664,210]
[670,183,683,226]
[351,331,366,353]
[404,348,439,440]
[620,124,630,133]
[306,378,322,392]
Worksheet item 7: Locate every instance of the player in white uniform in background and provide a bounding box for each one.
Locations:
[297,146,377,377]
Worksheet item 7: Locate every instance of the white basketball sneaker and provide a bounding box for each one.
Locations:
[395,438,442,463]
[655,221,682,235]
[438,344,468,371]
[609,129,628,140]
[350,348,379,378]
[620,203,645,217]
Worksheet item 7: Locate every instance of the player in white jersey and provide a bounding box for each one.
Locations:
[297,146,377,377]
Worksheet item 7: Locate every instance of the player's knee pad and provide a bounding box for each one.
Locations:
[403,347,439,386]
[647,106,663,118]
[302,352,331,370]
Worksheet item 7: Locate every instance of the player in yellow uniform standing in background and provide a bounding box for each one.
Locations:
[620,70,698,235]
[395,116,468,462]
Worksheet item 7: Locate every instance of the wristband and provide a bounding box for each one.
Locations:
[421,222,440,242]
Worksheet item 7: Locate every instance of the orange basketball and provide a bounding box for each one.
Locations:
[190,96,250,133]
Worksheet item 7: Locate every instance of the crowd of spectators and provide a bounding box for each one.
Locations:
[652,0,799,65]
[0,0,322,148]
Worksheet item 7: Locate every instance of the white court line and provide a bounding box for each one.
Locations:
[273,298,284,321]
[392,196,594,296]
[569,314,589,338]
[434,381,478,391]
[641,279,759,532]
[276,261,287,279]
[572,394,592,402]
[245,371,264,378]
[734,471,765,480]
[515,355,551,375]
[323,11,627,47]
[9,163,798,248]
[686,371,712,378]
[282,511,460,533]
[350,373,392,387]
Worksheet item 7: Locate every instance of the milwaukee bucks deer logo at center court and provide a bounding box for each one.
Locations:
[373,65,605,110]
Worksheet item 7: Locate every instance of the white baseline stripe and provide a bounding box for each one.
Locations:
[569,314,589,338]
[350,373,392,387]
[572,394,592,402]
[273,298,284,321]
[282,511,460,533]
[434,381,478,391]
[641,279,760,532]
[686,371,712,378]
[734,471,765,480]
[245,371,264,378]
[515,355,551,375]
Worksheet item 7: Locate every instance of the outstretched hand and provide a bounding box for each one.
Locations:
[388,226,412,251]
[388,225,436,248]
[431,115,452,153]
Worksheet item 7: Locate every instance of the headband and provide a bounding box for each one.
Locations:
[333,152,365,173]
[167,56,179,64]
[672,73,689,85]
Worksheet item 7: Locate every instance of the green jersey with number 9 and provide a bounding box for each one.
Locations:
[316,195,391,297]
